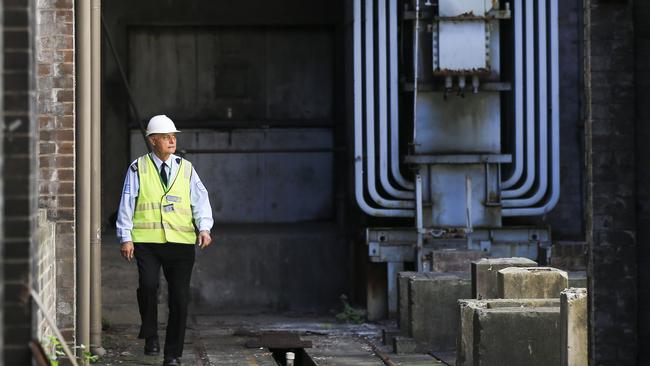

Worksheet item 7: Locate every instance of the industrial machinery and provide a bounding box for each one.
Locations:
[354,0,559,315]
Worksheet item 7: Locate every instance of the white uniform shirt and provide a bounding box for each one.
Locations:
[116,153,214,244]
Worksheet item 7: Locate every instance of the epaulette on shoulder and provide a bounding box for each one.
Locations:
[130,162,138,172]
[176,158,181,164]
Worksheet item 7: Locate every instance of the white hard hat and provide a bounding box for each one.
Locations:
[146,115,180,136]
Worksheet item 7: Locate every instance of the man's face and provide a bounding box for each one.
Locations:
[150,133,177,155]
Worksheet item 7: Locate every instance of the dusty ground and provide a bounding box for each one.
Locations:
[95,314,445,366]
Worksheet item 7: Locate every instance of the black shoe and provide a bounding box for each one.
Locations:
[144,337,160,355]
[163,357,181,366]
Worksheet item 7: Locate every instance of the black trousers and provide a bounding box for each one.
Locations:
[134,243,195,358]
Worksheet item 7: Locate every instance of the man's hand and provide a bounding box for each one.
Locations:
[121,241,134,261]
[198,231,212,249]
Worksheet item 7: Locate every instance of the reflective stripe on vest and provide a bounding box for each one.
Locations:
[131,155,196,244]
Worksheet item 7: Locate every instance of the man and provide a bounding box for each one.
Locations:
[116,115,213,366]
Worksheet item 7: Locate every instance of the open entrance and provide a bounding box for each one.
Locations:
[101,0,349,325]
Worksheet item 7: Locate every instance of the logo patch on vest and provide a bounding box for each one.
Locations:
[166,195,182,203]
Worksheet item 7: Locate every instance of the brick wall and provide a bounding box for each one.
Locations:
[2,0,37,363]
[35,0,76,343]
[635,0,650,362]
[586,0,638,364]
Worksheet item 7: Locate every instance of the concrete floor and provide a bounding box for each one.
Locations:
[96,314,444,366]
[101,235,445,365]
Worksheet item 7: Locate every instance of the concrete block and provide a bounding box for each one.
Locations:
[561,288,588,366]
[393,336,418,354]
[409,272,471,351]
[382,329,400,346]
[398,271,419,334]
[431,249,486,272]
[456,298,560,366]
[471,258,538,299]
[497,267,568,299]
[568,271,587,288]
[473,307,561,366]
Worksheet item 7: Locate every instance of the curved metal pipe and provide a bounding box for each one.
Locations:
[502,0,536,198]
[354,0,415,217]
[389,0,414,190]
[365,0,415,208]
[501,0,524,189]
[503,0,560,216]
[378,0,414,199]
[503,0,549,208]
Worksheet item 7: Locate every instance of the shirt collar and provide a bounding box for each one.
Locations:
[149,153,176,169]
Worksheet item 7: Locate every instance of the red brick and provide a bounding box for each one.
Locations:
[56,89,73,102]
[55,115,74,129]
[39,181,74,195]
[40,129,74,142]
[39,156,73,169]
[55,62,73,76]
[39,142,56,154]
[55,10,73,24]
[52,76,73,89]
[37,63,51,76]
[38,116,53,129]
[57,196,74,209]
[54,50,73,63]
[41,168,74,181]
[57,141,74,154]
[47,208,74,221]
[54,0,73,8]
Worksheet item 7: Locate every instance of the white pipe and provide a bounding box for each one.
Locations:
[412,0,420,143]
[503,0,560,216]
[503,0,549,208]
[378,0,414,199]
[501,0,524,189]
[502,0,536,198]
[389,0,414,190]
[90,0,105,356]
[415,174,423,271]
[77,0,91,359]
[365,0,415,209]
[354,0,415,218]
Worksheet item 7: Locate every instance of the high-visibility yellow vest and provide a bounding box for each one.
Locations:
[131,155,196,244]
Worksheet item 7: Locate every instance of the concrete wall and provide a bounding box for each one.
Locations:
[35,0,76,344]
[102,0,349,312]
[101,0,343,227]
[585,0,637,364]
[2,0,37,363]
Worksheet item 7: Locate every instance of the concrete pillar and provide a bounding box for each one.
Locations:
[473,306,561,366]
[397,272,419,334]
[367,262,388,321]
[387,262,404,316]
[408,272,471,352]
[456,298,560,366]
[431,249,486,272]
[471,257,538,299]
[497,267,568,299]
[561,288,588,366]
[568,271,587,288]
